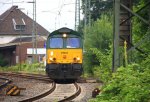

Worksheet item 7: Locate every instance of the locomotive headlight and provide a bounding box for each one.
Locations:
[73,57,80,62]
[49,57,56,62]
[77,57,80,61]
[49,57,53,61]
[50,51,53,56]
[63,33,67,37]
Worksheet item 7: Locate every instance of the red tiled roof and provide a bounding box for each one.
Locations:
[0,6,50,36]
[10,36,45,43]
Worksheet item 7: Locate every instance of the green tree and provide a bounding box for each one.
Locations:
[0,54,8,67]
[83,14,112,76]
[81,0,113,21]
[89,64,150,102]
[132,0,150,63]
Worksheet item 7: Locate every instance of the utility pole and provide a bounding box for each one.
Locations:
[30,0,37,63]
[75,0,80,31]
[112,0,120,72]
[34,0,37,62]
[84,0,91,28]
[88,0,91,27]
[84,0,87,28]
[113,0,134,71]
[32,0,35,63]
[84,0,88,35]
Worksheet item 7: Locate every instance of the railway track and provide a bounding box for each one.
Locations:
[0,72,53,96]
[0,72,52,82]
[36,82,81,102]
[58,82,81,102]
[20,82,81,102]
[20,82,56,102]
[0,77,12,90]
[0,72,82,101]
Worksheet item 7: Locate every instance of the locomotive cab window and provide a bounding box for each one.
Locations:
[66,38,80,48]
[50,38,63,48]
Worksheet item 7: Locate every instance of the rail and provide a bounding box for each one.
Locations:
[0,77,12,90]
[20,82,56,102]
[58,82,81,102]
[0,72,52,82]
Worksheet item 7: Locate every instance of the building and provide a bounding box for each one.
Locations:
[0,6,50,66]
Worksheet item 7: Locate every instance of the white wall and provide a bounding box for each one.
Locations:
[27,48,46,54]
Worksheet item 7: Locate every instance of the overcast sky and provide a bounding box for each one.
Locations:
[0,0,81,32]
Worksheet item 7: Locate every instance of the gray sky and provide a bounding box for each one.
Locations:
[0,0,81,32]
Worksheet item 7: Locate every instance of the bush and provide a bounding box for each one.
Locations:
[89,48,112,83]
[0,63,45,74]
[90,64,150,102]
[0,54,8,67]
[83,14,112,77]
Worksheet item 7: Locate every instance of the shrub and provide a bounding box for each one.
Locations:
[90,64,150,102]
[0,54,8,67]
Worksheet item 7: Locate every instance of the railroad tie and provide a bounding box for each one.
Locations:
[6,85,20,96]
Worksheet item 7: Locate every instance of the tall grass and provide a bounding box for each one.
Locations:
[0,63,45,74]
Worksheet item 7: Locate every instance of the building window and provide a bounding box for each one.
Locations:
[27,56,32,64]
[12,18,26,31]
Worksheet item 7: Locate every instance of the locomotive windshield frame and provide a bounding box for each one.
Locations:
[47,27,83,49]
[49,37,81,49]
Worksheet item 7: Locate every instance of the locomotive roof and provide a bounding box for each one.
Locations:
[48,27,82,38]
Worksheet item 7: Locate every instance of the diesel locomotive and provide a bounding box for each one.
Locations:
[46,27,83,80]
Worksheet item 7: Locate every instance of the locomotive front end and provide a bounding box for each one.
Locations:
[46,27,83,80]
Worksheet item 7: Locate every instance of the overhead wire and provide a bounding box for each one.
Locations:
[55,0,76,29]
[0,0,25,14]
[0,0,76,31]
[55,0,65,29]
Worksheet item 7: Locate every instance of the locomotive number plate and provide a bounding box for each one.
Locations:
[61,52,68,54]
